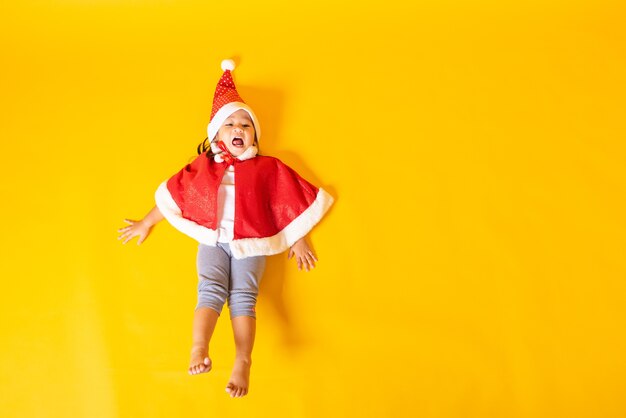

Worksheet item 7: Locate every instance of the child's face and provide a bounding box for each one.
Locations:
[215,109,256,157]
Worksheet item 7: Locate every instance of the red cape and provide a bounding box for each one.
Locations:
[155,154,333,258]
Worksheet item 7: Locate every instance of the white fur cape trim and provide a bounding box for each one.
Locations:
[229,188,334,259]
[211,143,258,163]
[154,183,334,259]
[154,182,219,246]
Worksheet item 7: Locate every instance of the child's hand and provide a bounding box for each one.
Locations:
[117,218,153,245]
[288,237,318,272]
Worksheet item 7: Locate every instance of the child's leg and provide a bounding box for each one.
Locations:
[226,316,256,397]
[189,307,219,375]
[190,244,230,375]
[224,249,266,397]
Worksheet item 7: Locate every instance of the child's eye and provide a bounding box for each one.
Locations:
[225,123,233,126]
[243,124,250,128]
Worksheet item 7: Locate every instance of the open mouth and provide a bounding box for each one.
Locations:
[232,137,244,147]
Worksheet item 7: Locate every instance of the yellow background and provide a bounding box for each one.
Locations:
[2,1,626,417]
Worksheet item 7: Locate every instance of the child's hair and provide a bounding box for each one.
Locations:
[197,137,214,156]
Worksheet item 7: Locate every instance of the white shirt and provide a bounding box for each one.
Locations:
[216,166,235,242]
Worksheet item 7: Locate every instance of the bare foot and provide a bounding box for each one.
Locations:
[225,358,251,398]
[189,346,212,375]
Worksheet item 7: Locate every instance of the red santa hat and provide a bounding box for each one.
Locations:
[207,59,261,142]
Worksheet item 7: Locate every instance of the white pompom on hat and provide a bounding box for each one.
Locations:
[207,59,261,142]
[221,59,235,71]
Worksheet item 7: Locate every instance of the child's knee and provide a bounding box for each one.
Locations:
[228,290,258,318]
[197,278,228,313]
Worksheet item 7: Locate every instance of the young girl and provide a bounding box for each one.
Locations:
[117,59,333,398]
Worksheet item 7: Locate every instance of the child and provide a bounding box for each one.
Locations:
[117,59,334,398]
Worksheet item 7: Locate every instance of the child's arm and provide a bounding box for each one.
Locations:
[288,235,318,272]
[117,205,164,245]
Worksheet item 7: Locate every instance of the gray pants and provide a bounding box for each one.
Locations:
[196,243,266,319]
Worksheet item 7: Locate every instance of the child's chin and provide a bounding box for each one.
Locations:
[229,147,246,157]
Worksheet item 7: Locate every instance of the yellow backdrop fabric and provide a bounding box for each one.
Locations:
[2,1,626,417]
